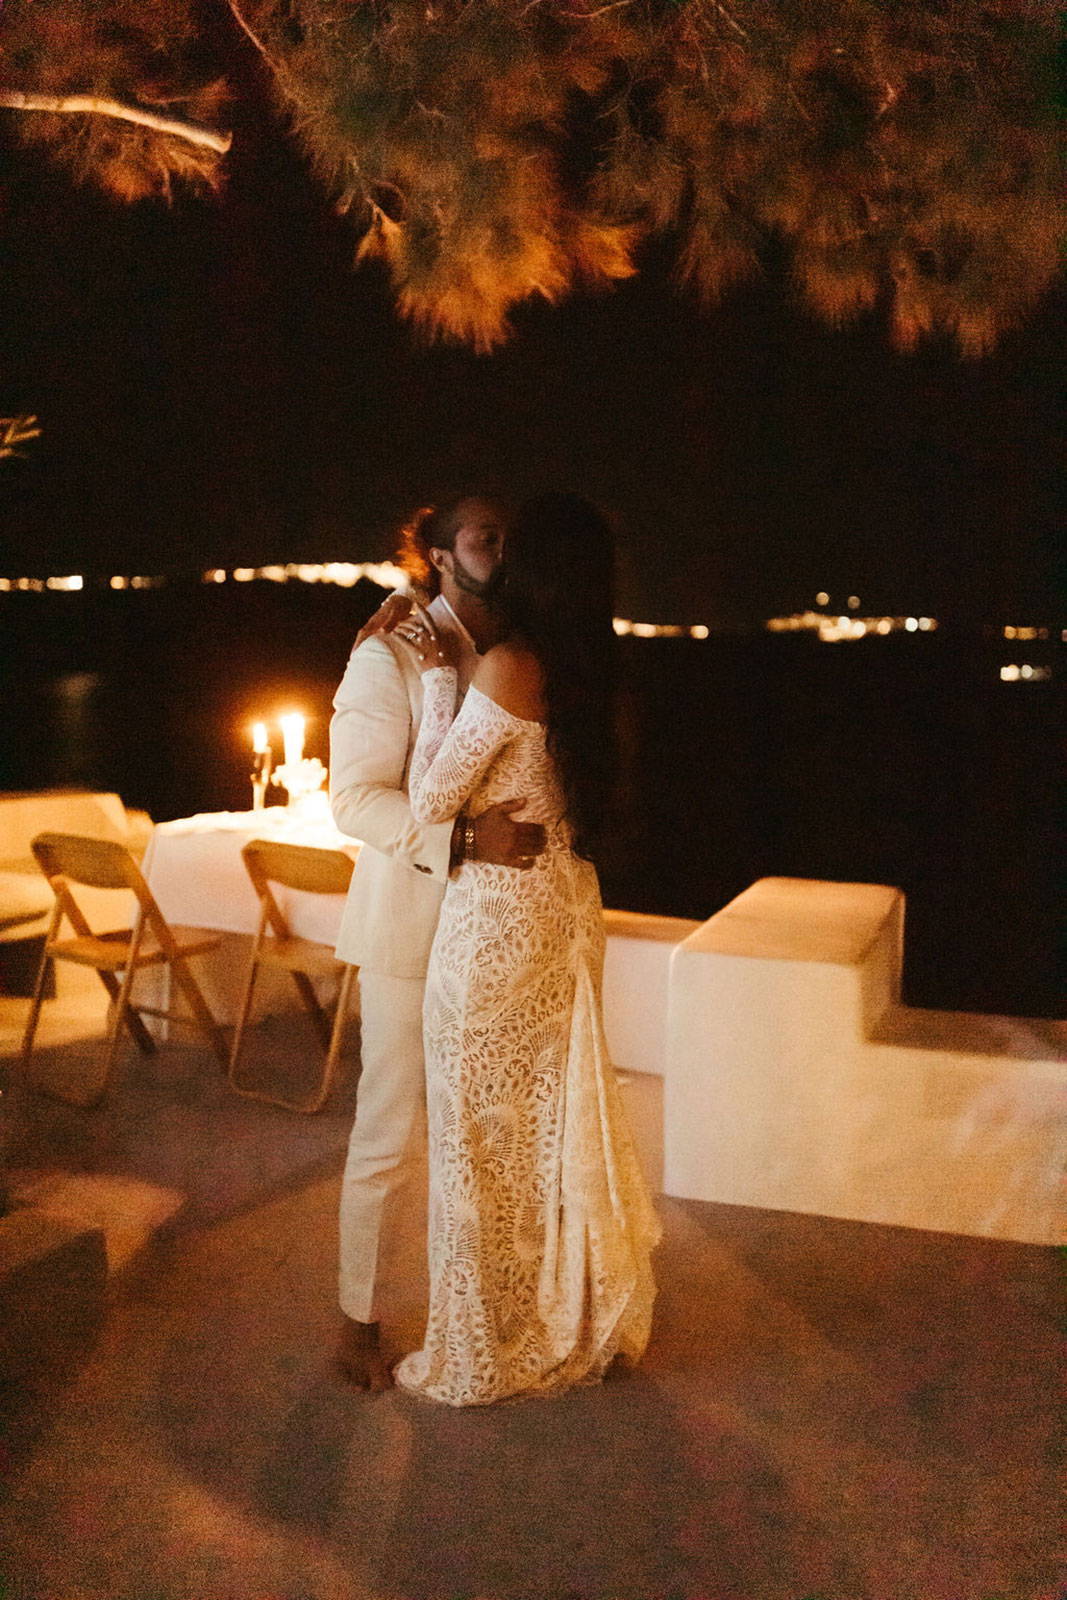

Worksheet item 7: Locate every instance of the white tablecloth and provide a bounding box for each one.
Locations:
[142,804,360,947]
[138,804,360,1031]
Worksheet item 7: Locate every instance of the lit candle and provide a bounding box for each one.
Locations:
[280,712,305,770]
[252,721,268,755]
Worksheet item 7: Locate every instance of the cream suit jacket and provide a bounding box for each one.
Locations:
[330,611,459,977]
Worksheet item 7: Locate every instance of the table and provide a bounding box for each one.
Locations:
[140,805,693,1081]
[143,803,359,943]
[140,803,360,1030]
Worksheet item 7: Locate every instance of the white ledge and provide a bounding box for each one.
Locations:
[664,877,1065,1245]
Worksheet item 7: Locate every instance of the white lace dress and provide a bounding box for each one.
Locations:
[393,669,660,1406]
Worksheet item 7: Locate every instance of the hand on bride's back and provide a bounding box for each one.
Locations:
[474,799,547,869]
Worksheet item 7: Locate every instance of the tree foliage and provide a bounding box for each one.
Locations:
[1,0,1062,352]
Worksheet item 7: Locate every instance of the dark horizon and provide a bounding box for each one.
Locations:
[1,108,1063,628]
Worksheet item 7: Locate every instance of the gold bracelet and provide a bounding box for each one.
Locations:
[463,818,477,860]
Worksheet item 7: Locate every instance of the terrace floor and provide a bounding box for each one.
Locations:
[0,968,1062,1600]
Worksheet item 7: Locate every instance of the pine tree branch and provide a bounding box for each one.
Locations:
[711,3,750,44]
[0,91,232,153]
[564,2,635,19]
[226,0,284,76]
[0,415,42,461]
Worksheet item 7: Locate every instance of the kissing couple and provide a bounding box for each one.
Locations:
[330,490,660,1406]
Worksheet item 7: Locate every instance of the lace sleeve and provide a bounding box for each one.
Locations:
[409,672,521,823]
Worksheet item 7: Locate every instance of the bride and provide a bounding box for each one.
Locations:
[392,493,660,1406]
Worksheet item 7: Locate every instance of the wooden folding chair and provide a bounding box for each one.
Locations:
[228,839,357,1113]
[21,831,229,1106]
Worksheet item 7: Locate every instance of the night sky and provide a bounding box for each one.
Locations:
[0,104,1062,627]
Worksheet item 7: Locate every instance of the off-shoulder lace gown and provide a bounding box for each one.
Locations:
[393,668,660,1406]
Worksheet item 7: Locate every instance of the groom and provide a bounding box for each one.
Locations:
[329,495,546,1388]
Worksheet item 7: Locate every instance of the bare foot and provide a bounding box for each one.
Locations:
[335,1317,394,1391]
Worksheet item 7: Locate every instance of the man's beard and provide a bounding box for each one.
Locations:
[450,552,496,601]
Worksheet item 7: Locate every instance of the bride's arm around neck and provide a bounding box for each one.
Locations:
[473,640,547,724]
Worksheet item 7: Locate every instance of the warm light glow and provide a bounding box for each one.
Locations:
[208,559,410,590]
[1000,664,1050,682]
[280,713,305,770]
[252,721,269,755]
[766,609,941,642]
[46,574,83,591]
[847,595,860,610]
[815,592,829,607]
[611,617,711,638]
[322,562,359,588]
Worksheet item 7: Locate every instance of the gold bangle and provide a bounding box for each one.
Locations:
[463,818,477,860]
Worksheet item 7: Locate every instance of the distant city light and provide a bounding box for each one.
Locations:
[1001,664,1052,683]
[611,619,711,638]
[0,571,1058,664]
[766,610,941,642]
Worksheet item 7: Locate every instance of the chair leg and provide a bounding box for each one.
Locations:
[229,963,355,1115]
[169,954,229,1069]
[305,962,357,1114]
[19,904,61,1078]
[96,967,157,1057]
[227,955,261,1093]
[292,969,331,1052]
[95,948,143,1104]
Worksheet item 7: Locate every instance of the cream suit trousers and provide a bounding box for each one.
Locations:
[338,969,427,1323]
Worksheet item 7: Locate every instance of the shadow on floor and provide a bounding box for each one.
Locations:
[1,984,1063,1600]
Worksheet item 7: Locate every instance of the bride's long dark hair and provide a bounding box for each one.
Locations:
[497,493,617,860]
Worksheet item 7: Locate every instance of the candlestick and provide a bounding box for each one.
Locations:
[250,745,273,810]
